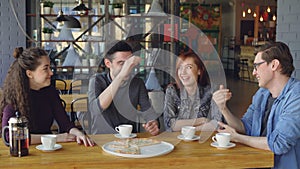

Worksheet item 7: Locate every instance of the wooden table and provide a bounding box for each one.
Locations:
[0,132,273,169]
[59,94,87,112]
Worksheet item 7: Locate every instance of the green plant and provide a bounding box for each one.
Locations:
[43,1,54,8]
[42,27,54,34]
[112,3,122,8]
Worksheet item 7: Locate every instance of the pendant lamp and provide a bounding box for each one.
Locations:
[62,44,82,66]
[146,0,167,16]
[56,0,68,22]
[58,27,74,41]
[56,0,81,29]
[64,16,82,29]
[145,48,162,91]
[73,0,91,12]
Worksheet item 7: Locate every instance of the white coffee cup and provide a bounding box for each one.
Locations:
[212,133,231,147]
[181,126,196,139]
[115,124,133,137]
[41,135,57,150]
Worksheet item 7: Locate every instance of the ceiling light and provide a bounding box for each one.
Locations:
[253,12,257,18]
[56,0,68,22]
[72,0,90,13]
[267,6,271,13]
[242,11,246,17]
[62,44,82,66]
[146,0,167,16]
[260,16,263,22]
[247,8,251,14]
[63,16,81,29]
[272,14,276,21]
[58,27,74,41]
[56,10,69,22]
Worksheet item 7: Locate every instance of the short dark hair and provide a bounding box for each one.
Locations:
[105,40,133,61]
[258,41,294,77]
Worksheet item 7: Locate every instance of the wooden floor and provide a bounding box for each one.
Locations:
[225,71,259,118]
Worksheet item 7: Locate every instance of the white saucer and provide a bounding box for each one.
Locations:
[36,144,62,152]
[210,142,236,149]
[114,133,137,139]
[177,135,201,141]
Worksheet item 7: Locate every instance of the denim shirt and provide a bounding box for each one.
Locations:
[241,78,300,169]
[163,84,222,131]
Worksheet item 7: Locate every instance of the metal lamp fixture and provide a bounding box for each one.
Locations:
[64,16,81,29]
[55,0,81,29]
[62,44,82,66]
[56,0,68,22]
[56,10,69,22]
[146,0,167,16]
[58,27,75,41]
[72,0,90,12]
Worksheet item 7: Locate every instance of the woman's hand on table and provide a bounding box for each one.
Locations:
[56,133,76,142]
[143,120,159,136]
[69,128,95,147]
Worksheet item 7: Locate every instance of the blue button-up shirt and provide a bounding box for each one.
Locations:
[242,78,300,169]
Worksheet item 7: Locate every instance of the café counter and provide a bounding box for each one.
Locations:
[0,132,274,169]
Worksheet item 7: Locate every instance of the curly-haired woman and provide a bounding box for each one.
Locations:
[0,47,94,146]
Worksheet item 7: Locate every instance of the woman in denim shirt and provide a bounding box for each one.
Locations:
[163,52,223,132]
[215,42,300,169]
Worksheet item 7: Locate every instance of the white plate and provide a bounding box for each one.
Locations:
[102,141,174,158]
[177,135,200,141]
[36,144,62,152]
[210,142,236,149]
[114,133,137,139]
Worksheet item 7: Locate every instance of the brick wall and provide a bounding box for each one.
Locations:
[0,0,26,87]
[276,0,300,79]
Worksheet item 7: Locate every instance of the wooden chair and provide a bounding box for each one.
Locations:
[55,79,67,94]
[70,97,91,134]
[68,79,82,94]
[238,58,251,81]
[61,98,66,110]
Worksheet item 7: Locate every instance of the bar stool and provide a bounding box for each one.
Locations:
[238,58,251,81]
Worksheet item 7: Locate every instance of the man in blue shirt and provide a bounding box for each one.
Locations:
[214,42,300,169]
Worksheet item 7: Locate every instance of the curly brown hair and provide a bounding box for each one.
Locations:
[0,47,48,126]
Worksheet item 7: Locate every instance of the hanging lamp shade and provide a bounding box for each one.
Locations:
[145,67,162,91]
[58,27,74,41]
[56,0,68,22]
[72,0,90,11]
[146,0,167,16]
[56,10,69,22]
[62,44,82,67]
[63,16,81,29]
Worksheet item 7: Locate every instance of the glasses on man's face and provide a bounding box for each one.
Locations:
[253,61,266,71]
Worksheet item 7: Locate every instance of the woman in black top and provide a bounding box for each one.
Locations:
[0,47,94,146]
